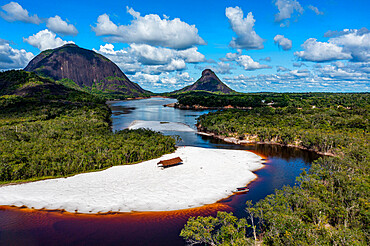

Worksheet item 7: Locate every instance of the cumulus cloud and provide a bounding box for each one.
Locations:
[274,0,303,24]
[294,38,352,62]
[92,7,205,49]
[213,62,233,74]
[46,15,78,36]
[225,7,264,50]
[274,34,292,50]
[223,61,369,92]
[0,2,41,24]
[130,44,175,65]
[308,5,324,15]
[296,29,370,62]
[23,29,74,51]
[0,42,34,69]
[91,14,118,36]
[324,28,369,38]
[277,66,290,72]
[293,62,306,67]
[129,71,195,92]
[160,72,194,86]
[330,29,370,62]
[94,43,205,75]
[236,55,271,70]
[220,50,242,61]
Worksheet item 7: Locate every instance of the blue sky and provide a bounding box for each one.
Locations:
[0,0,369,92]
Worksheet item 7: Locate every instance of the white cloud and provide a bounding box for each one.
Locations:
[274,0,303,24]
[93,43,140,74]
[92,7,205,49]
[0,2,41,24]
[23,29,74,51]
[177,47,205,63]
[91,14,118,36]
[94,43,205,75]
[225,7,264,50]
[324,28,369,38]
[223,62,369,92]
[274,34,292,50]
[295,29,370,62]
[46,15,78,36]
[213,62,233,74]
[0,42,34,69]
[161,59,186,72]
[276,66,290,72]
[220,50,242,61]
[330,30,370,62]
[308,5,324,15]
[131,72,160,84]
[293,62,306,67]
[294,38,352,62]
[130,44,174,65]
[236,55,271,70]
[129,71,195,92]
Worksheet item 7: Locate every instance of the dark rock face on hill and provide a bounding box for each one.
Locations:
[24,44,148,97]
[175,69,234,94]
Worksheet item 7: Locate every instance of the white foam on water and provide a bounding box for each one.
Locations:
[128,120,195,132]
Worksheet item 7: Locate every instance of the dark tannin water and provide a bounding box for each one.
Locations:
[0,98,320,245]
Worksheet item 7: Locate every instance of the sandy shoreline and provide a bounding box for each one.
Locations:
[0,147,263,214]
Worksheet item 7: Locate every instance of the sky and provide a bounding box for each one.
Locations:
[0,0,369,93]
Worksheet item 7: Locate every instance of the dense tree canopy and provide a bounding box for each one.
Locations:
[175,91,369,109]
[181,94,369,245]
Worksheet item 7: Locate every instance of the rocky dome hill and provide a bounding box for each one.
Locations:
[174,69,234,94]
[24,44,148,98]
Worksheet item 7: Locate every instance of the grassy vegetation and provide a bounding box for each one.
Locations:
[56,78,152,100]
[181,94,369,245]
[0,70,175,183]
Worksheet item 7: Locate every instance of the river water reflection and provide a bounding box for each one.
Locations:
[0,97,320,246]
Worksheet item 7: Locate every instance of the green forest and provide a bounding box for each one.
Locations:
[181,94,369,245]
[175,91,369,109]
[0,70,175,183]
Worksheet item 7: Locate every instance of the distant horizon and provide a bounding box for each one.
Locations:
[0,0,369,93]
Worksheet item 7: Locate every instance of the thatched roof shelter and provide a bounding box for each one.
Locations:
[157,157,183,167]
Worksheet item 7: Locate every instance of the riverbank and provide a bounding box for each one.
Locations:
[197,131,335,157]
[164,103,251,110]
[0,147,263,214]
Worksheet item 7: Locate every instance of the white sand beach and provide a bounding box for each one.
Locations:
[0,147,263,213]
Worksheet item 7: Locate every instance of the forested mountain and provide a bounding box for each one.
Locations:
[173,69,234,94]
[24,44,150,99]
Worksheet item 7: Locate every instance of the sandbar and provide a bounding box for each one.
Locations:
[0,147,263,213]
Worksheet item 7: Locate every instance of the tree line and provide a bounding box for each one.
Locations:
[175,91,369,109]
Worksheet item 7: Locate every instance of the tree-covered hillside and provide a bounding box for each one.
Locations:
[0,70,175,183]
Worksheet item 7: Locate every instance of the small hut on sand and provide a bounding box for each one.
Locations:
[157,157,183,168]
